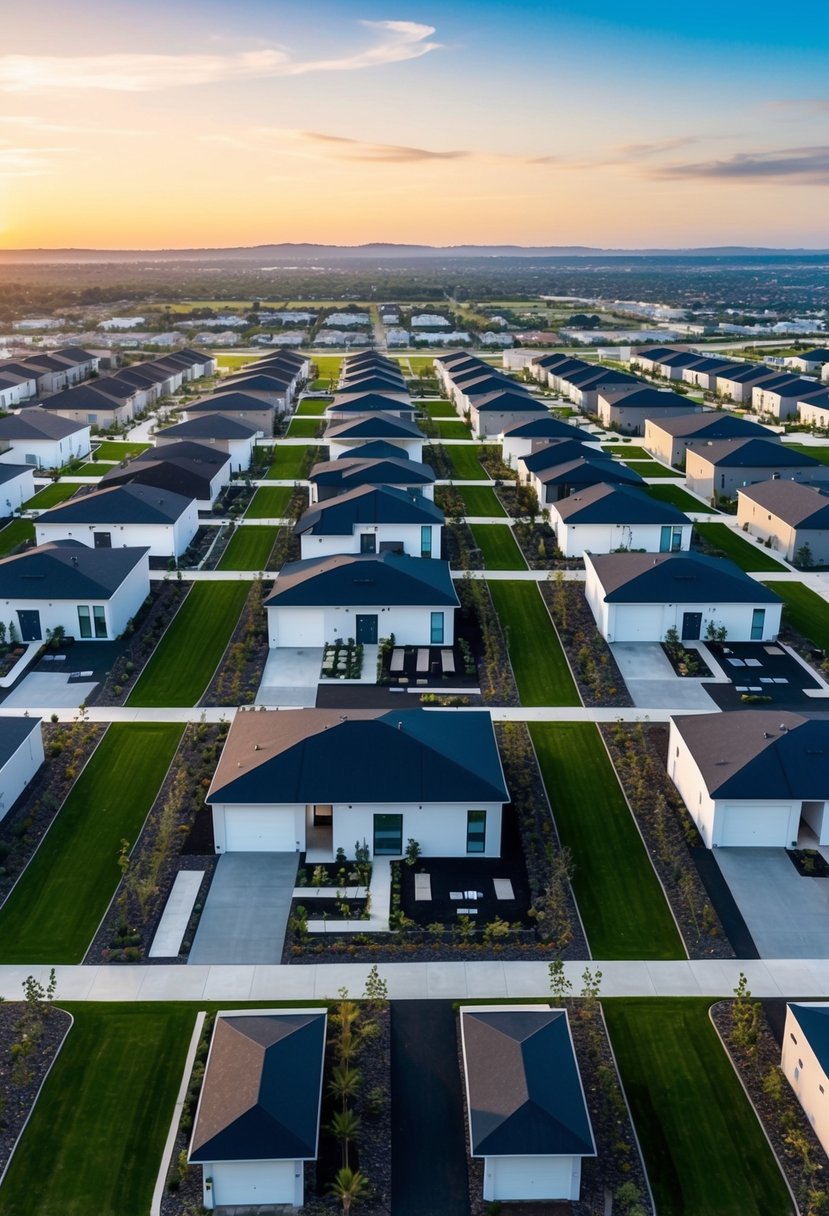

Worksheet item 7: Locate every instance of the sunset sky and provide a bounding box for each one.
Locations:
[1,0,828,249]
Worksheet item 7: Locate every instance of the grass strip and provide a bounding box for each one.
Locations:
[469,524,526,570]
[218,525,279,570]
[696,522,787,572]
[488,581,579,706]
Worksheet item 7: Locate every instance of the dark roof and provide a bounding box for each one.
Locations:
[100,442,229,499]
[131,441,229,469]
[737,479,829,527]
[689,437,820,468]
[501,416,594,442]
[521,439,595,473]
[80,376,136,404]
[0,463,33,485]
[189,1011,326,1163]
[646,413,771,440]
[53,347,97,364]
[208,707,507,806]
[635,345,684,362]
[39,384,130,413]
[564,367,639,390]
[717,365,780,386]
[221,373,291,392]
[462,1008,595,1159]
[599,385,699,412]
[296,484,443,536]
[798,349,829,362]
[265,551,458,609]
[589,551,782,604]
[554,481,690,525]
[156,414,259,441]
[0,362,39,381]
[325,413,423,440]
[470,390,545,412]
[683,356,743,376]
[336,439,408,460]
[36,483,193,526]
[329,392,414,414]
[534,456,644,488]
[0,540,147,600]
[0,408,87,440]
[671,711,829,798]
[0,716,42,765]
[656,350,705,369]
[188,392,272,414]
[310,454,434,489]
[788,1005,829,1075]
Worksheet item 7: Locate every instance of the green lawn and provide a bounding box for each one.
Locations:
[0,1002,195,1216]
[0,517,35,555]
[435,420,472,440]
[246,485,295,518]
[127,582,251,706]
[601,444,652,460]
[92,441,151,461]
[469,524,526,570]
[422,399,455,417]
[459,485,506,516]
[695,522,788,572]
[530,724,683,958]
[488,581,580,706]
[24,482,85,508]
[0,724,183,962]
[782,442,829,466]
[73,462,112,477]
[296,397,331,415]
[604,1000,793,1216]
[444,444,488,480]
[217,353,255,372]
[286,417,322,438]
[312,356,342,379]
[763,579,829,651]
[266,444,311,479]
[217,525,278,570]
[625,460,684,478]
[644,483,719,513]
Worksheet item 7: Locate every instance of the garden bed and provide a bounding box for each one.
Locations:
[202,578,271,706]
[456,575,520,706]
[0,999,72,1182]
[786,848,829,877]
[86,581,191,707]
[661,640,714,678]
[540,579,633,707]
[321,638,364,680]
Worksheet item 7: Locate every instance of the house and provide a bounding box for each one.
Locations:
[736,480,829,564]
[550,482,691,558]
[517,437,598,481]
[668,711,829,848]
[309,454,435,503]
[0,464,36,515]
[324,413,424,461]
[154,414,258,472]
[217,374,292,414]
[184,391,274,437]
[206,706,508,857]
[786,348,829,375]
[644,412,774,468]
[685,437,823,502]
[715,364,782,404]
[339,372,407,396]
[99,441,231,509]
[450,372,518,412]
[782,1003,829,1157]
[499,416,597,467]
[35,483,198,560]
[265,551,458,647]
[189,1009,326,1209]
[460,1006,595,1203]
[0,717,44,824]
[39,379,138,429]
[0,540,150,642]
[630,345,688,375]
[0,372,27,410]
[680,356,744,391]
[0,409,91,469]
[560,366,640,412]
[296,484,443,560]
[0,361,40,400]
[584,551,782,643]
[796,389,829,429]
[467,390,548,438]
[327,391,415,419]
[527,454,644,506]
[752,375,826,420]
[596,385,702,436]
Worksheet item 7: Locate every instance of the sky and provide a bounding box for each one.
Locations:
[1,0,828,249]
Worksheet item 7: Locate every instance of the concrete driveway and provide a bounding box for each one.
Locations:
[715,848,829,958]
[255,647,322,707]
[610,642,717,710]
[188,853,298,964]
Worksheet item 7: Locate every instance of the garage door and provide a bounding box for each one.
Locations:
[490,1155,575,1201]
[213,1160,296,1206]
[719,803,790,847]
[224,808,297,851]
[613,605,665,642]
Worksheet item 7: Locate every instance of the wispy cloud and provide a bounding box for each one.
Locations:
[612,136,702,159]
[651,145,829,182]
[0,145,65,178]
[299,131,469,162]
[0,21,440,93]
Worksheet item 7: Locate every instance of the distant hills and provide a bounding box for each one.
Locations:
[0,242,828,263]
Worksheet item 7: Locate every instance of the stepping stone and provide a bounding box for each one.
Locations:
[493,878,515,900]
[414,873,432,901]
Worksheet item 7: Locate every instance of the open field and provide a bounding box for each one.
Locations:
[127,582,251,706]
[310,356,342,379]
[245,486,295,518]
[488,581,580,706]
[25,482,85,509]
[0,517,35,555]
[266,445,311,480]
[92,441,152,461]
[458,485,505,516]
[530,724,684,958]
[217,354,255,372]
[469,523,526,570]
[604,999,792,1216]
[0,724,184,963]
[643,483,719,513]
[217,525,278,570]
[695,522,788,572]
[763,579,829,651]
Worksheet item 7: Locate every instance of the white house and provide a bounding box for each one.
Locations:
[205,707,508,858]
[40,380,138,429]
[218,374,293,414]
[0,541,150,642]
[797,389,829,429]
[499,416,598,467]
[782,1004,829,1158]
[265,551,458,648]
[0,409,91,469]
[787,348,829,374]
[668,711,829,848]
[0,464,36,515]
[35,484,199,560]
[460,1006,595,1203]
[643,413,773,469]
[0,717,45,824]
[550,482,692,558]
[752,376,825,420]
[296,484,443,560]
[154,414,258,472]
[324,413,424,461]
[467,390,547,438]
[584,551,783,643]
[184,391,274,438]
[0,373,26,410]
[99,441,231,510]
[596,385,702,436]
[309,454,436,503]
[189,1009,326,1210]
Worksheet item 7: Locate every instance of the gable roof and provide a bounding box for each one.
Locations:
[788,1005,829,1075]
[325,413,423,440]
[156,414,259,441]
[758,375,825,399]
[588,550,782,604]
[207,707,507,806]
[0,540,147,600]
[265,551,457,609]
[38,384,130,413]
[335,439,409,461]
[689,437,820,468]
[461,1007,595,1159]
[533,456,644,488]
[0,408,88,440]
[0,463,33,486]
[36,483,193,527]
[554,481,690,525]
[717,365,781,386]
[188,391,272,414]
[737,479,829,528]
[328,392,414,414]
[310,454,435,488]
[296,483,444,536]
[599,385,698,411]
[647,413,771,440]
[501,416,594,443]
[671,711,829,799]
[798,348,829,362]
[221,373,291,392]
[521,438,595,473]
[564,367,639,390]
[189,1011,326,1163]
[470,390,546,413]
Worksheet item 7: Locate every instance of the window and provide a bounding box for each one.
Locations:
[93,605,107,638]
[420,525,432,559]
[467,809,486,853]
[373,814,402,856]
[799,1058,804,1070]
[77,605,92,639]
[430,612,444,645]
[791,1033,798,1045]
[751,608,765,641]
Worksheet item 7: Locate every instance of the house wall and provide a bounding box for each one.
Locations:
[752,388,800,419]
[0,428,91,469]
[312,481,435,504]
[0,468,36,513]
[299,522,441,561]
[327,437,423,461]
[797,401,829,429]
[0,723,45,824]
[552,518,691,559]
[599,402,702,437]
[686,452,822,501]
[484,1155,581,1203]
[185,404,274,436]
[782,1006,829,1161]
[470,407,546,438]
[36,506,199,559]
[203,1159,301,1210]
[46,402,134,431]
[0,553,149,642]
[0,383,23,410]
[155,433,256,472]
[267,603,454,648]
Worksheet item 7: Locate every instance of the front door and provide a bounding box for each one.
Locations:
[359,533,376,554]
[373,813,403,856]
[681,611,702,640]
[93,531,112,548]
[16,609,42,641]
[356,614,378,644]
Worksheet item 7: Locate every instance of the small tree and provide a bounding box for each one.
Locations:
[328,1167,370,1215]
[796,541,815,570]
[404,838,421,867]
[548,957,573,1003]
[363,963,388,1009]
[329,1108,362,1169]
[731,971,761,1060]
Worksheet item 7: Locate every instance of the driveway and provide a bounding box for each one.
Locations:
[2,672,98,708]
[715,848,829,957]
[255,647,322,707]
[610,642,717,710]
[188,853,298,964]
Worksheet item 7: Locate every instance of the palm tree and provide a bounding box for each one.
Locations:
[328,1108,361,1170]
[328,1063,362,1112]
[328,1167,370,1215]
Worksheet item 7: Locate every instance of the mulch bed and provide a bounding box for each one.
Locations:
[202,579,272,706]
[456,576,520,706]
[84,722,227,964]
[0,1002,72,1181]
[601,723,734,959]
[0,721,105,911]
[86,581,191,707]
[540,581,634,708]
[661,642,714,679]
[786,848,829,877]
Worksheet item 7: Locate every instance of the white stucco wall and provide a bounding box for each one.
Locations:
[0,551,149,642]
[485,1155,581,1203]
[37,504,199,559]
[782,1006,829,1161]
[0,467,36,513]
[470,408,547,438]
[0,722,44,823]
[599,402,701,437]
[48,402,134,431]
[798,401,829,429]
[299,522,440,561]
[553,518,691,558]
[0,428,91,469]
[267,603,454,648]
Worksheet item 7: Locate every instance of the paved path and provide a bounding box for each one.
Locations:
[188,853,298,965]
[0,705,709,723]
[5,958,829,1002]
